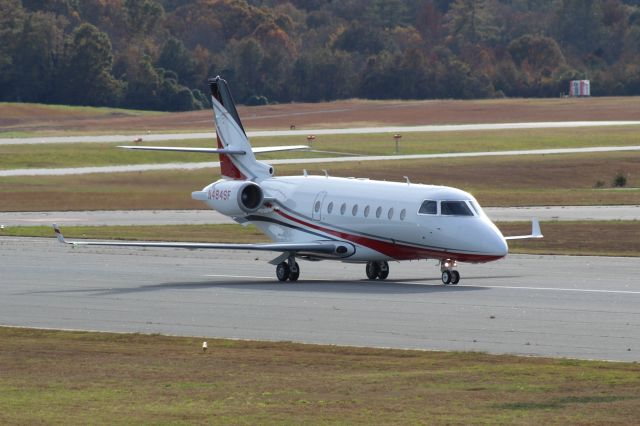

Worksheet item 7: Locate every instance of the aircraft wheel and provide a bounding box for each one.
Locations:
[451,270,460,285]
[377,261,389,280]
[289,262,300,282]
[276,262,290,282]
[366,261,379,280]
[441,270,452,285]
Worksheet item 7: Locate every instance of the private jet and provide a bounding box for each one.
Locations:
[54,77,542,284]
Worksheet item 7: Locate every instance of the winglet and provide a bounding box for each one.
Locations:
[52,224,67,244]
[531,217,543,238]
[503,217,543,240]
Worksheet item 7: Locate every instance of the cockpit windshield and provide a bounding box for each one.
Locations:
[418,200,437,215]
[440,201,474,216]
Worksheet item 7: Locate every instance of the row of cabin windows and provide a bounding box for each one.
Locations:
[319,201,407,221]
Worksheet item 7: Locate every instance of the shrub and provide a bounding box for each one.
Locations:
[612,172,628,188]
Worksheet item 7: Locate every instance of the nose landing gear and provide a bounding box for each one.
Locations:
[366,261,389,280]
[440,259,460,285]
[276,256,300,282]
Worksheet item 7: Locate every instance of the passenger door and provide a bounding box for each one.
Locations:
[312,191,327,221]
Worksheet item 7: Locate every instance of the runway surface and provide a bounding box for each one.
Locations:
[1,237,638,361]
[2,120,640,145]
[2,205,638,227]
[3,145,640,176]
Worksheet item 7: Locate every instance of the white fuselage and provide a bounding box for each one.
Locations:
[202,175,508,263]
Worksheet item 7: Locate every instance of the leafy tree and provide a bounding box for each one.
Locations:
[58,23,124,106]
[157,37,197,86]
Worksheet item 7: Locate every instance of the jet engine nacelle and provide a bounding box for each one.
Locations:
[204,180,264,216]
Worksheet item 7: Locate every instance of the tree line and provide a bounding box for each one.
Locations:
[2,0,640,111]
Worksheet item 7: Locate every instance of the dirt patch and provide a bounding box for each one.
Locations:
[3,97,640,134]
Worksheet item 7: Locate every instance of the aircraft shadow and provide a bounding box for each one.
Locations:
[19,275,520,297]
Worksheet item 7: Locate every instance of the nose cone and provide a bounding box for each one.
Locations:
[489,228,508,258]
[481,220,509,257]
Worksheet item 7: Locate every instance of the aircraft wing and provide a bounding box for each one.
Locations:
[53,224,349,257]
[503,218,543,240]
[118,145,308,154]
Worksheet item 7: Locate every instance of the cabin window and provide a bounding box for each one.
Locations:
[364,205,370,217]
[400,209,406,221]
[419,200,437,215]
[340,203,347,215]
[388,208,394,220]
[441,201,474,216]
[376,206,382,218]
[327,201,333,214]
[314,201,321,213]
[352,205,358,216]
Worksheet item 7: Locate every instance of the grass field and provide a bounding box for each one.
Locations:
[1,126,639,169]
[1,327,639,424]
[1,152,638,211]
[3,220,639,257]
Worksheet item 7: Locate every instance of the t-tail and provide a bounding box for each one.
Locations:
[209,76,273,181]
[117,77,307,181]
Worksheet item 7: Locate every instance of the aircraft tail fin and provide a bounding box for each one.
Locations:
[208,76,273,181]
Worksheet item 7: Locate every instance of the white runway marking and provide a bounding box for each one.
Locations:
[204,274,640,295]
[453,284,640,295]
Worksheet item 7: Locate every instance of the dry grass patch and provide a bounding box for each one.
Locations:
[3,97,640,135]
[1,327,639,425]
[498,221,640,257]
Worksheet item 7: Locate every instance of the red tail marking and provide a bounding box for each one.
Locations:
[217,134,245,180]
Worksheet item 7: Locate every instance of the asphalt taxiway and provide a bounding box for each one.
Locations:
[1,236,638,361]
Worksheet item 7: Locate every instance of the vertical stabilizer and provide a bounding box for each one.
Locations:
[208,77,272,181]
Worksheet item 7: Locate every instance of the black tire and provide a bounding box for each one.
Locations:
[377,261,389,280]
[366,261,380,280]
[441,270,452,285]
[276,262,290,281]
[451,270,460,285]
[289,262,300,281]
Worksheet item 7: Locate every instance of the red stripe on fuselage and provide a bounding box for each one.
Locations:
[273,209,502,263]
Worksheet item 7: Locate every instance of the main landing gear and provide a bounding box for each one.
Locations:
[276,256,300,282]
[440,259,460,285]
[365,261,389,280]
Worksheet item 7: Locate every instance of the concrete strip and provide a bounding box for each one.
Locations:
[2,121,640,145]
[2,145,640,177]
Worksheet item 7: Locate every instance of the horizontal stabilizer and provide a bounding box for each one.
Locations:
[504,218,543,240]
[118,145,308,154]
[119,146,246,154]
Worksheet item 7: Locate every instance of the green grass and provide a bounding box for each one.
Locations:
[3,220,639,257]
[1,151,638,211]
[1,327,639,424]
[1,224,268,244]
[1,125,639,169]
